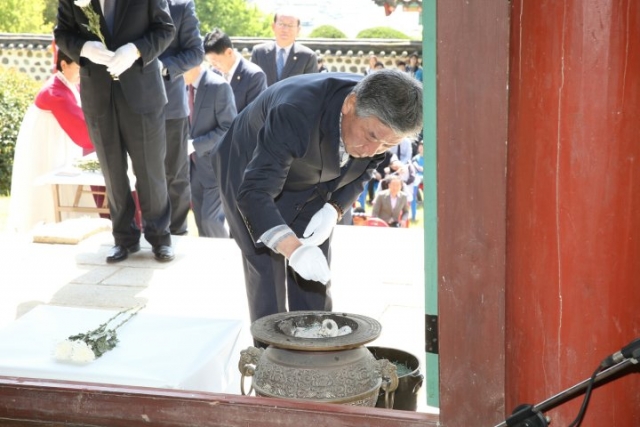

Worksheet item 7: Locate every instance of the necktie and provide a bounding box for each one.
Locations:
[103,0,116,34]
[188,84,195,124]
[276,48,285,79]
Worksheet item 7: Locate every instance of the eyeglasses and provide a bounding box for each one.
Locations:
[275,22,298,29]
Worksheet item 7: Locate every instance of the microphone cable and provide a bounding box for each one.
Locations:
[566,364,600,427]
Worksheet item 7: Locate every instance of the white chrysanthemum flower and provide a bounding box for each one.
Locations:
[54,340,74,361]
[70,340,96,363]
[74,0,91,7]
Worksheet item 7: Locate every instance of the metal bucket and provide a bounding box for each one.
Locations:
[368,346,424,411]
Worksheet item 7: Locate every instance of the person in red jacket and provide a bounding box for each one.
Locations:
[8,49,102,233]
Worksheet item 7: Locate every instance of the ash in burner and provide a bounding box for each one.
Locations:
[292,319,353,338]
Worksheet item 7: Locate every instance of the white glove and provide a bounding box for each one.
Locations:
[107,43,140,77]
[288,245,331,285]
[300,203,339,246]
[80,41,115,66]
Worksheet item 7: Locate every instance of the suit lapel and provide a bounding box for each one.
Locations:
[193,74,208,128]
[111,0,129,36]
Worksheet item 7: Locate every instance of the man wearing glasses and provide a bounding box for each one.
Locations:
[251,9,318,86]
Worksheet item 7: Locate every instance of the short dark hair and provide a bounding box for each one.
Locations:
[203,28,233,55]
[56,49,74,72]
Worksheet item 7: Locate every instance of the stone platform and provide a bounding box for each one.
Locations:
[0,224,432,412]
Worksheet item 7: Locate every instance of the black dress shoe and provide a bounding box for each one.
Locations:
[106,243,140,264]
[152,245,175,262]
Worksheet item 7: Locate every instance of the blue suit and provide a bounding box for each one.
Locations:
[229,56,267,113]
[160,0,203,235]
[211,73,385,322]
[250,41,317,87]
[189,69,237,238]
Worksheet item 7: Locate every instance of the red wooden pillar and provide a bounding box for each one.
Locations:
[506,1,640,425]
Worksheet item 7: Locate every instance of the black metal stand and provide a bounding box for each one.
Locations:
[494,357,639,427]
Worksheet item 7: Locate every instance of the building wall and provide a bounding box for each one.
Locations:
[0,33,422,81]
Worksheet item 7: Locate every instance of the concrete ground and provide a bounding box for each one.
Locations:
[0,223,436,413]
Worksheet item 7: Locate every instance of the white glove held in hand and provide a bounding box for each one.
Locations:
[288,245,331,285]
[107,43,139,77]
[300,203,339,246]
[80,41,115,66]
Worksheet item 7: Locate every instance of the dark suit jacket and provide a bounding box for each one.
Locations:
[211,73,385,251]
[250,41,318,86]
[160,0,203,120]
[190,69,237,157]
[54,0,175,115]
[229,57,267,113]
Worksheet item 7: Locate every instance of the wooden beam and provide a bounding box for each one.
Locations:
[0,376,439,427]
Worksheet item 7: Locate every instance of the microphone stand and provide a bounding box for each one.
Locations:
[493,357,639,427]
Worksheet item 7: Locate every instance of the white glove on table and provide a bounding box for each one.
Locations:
[300,203,339,246]
[288,245,331,284]
[80,41,114,66]
[107,43,140,77]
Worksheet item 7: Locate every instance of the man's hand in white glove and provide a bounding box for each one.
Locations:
[80,41,115,66]
[107,43,140,77]
[288,245,331,284]
[300,203,339,246]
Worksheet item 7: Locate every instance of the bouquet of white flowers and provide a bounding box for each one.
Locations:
[54,305,145,363]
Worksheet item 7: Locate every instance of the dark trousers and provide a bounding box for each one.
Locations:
[164,118,190,235]
[84,82,171,248]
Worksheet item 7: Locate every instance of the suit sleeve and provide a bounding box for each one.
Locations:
[303,51,318,75]
[236,103,311,237]
[134,0,176,66]
[162,1,203,81]
[54,0,89,63]
[193,82,237,157]
[246,71,267,105]
[400,195,410,221]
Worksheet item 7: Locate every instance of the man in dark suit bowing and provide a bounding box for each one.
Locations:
[55,0,176,263]
[211,69,423,323]
[159,0,203,236]
[203,28,267,113]
[250,9,317,87]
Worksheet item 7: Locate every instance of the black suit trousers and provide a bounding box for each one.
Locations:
[85,82,171,247]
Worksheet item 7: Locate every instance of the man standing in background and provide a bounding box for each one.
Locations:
[250,9,317,86]
[203,28,267,113]
[159,0,204,236]
[55,0,176,263]
[184,63,236,238]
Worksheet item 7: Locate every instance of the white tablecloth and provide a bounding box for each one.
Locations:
[0,305,245,394]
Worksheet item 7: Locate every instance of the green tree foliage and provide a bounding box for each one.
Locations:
[195,0,272,37]
[308,25,347,39]
[43,0,59,32]
[356,27,411,40]
[0,67,41,195]
[0,0,47,34]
